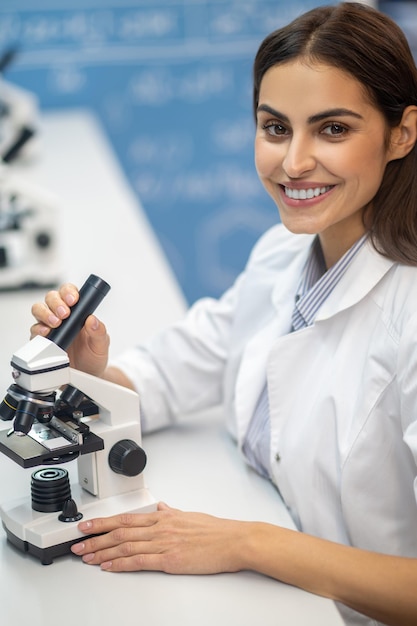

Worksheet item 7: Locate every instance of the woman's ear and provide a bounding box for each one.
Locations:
[388,105,417,162]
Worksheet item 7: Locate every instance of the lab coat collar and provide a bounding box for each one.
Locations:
[316,238,395,321]
[270,234,315,314]
[234,234,394,445]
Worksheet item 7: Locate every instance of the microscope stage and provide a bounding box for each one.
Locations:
[0,428,104,468]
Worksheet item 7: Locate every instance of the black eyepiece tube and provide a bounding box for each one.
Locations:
[48,274,111,351]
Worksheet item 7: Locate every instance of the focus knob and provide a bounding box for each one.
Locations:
[108,439,147,476]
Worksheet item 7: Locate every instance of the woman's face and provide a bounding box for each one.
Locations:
[255,59,394,265]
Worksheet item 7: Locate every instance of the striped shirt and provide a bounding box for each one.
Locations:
[242,234,367,478]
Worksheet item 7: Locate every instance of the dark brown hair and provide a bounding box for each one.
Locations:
[253,2,417,264]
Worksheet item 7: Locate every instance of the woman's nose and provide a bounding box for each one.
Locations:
[282,136,316,178]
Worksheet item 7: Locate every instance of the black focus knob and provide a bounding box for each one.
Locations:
[108,439,147,476]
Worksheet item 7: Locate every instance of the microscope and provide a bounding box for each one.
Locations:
[0,274,156,564]
[0,164,61,290]
[0,47,60,290]
[0,47,38,164]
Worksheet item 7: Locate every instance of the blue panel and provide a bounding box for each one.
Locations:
[0,1,340,303]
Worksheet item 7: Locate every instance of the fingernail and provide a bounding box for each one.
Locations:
[79,520,93,531]
[90,316,99,331]
[65,294,76,306]
[71,542,85,554]
[57,306,67,318]
[48,314,60,325]
[82,553,95,563]
[101,561,112,570]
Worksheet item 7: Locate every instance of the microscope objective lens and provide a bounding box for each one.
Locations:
[0,394,16,421]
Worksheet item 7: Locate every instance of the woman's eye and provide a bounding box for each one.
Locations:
[262,121,288,137]
[322,122,348,137]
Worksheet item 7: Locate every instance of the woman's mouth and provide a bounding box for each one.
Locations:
[283,185,333,200]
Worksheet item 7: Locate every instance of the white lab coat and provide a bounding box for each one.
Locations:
[112,224,417,626]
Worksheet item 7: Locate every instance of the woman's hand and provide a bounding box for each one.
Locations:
[70,503,417,625]
[71,502,248,574]
[30,283,110,377]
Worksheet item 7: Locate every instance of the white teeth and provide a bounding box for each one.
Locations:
[284,186,331,200]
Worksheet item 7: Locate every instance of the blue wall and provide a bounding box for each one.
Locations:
[0,1,411,303]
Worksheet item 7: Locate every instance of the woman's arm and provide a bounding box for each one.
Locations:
[247,518,417,626]
[70,503,417,626]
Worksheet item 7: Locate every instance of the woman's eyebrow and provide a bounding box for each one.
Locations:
[257,104,364,124]
[257,104,289,123]
[308,108,364,123]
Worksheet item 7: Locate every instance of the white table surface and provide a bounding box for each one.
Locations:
[0,410,344,626]
[0,110,344,625]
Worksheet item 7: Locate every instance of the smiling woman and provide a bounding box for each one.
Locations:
[30,4,417,626]
[253,1,417,267]
[254,60,414,267]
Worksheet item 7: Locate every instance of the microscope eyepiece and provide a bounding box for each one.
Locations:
[48,274,110,351]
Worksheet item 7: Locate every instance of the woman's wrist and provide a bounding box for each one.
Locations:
[232,521,286,573]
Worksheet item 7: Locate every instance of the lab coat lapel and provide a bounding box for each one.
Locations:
[266,240,395,467]
[234,240,312,442]
[316,239,394,321]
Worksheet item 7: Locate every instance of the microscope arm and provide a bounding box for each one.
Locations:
[68,367,141,428]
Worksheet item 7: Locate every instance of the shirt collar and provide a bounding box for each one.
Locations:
[292,234,367,330]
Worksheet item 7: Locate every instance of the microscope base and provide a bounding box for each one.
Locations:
[0,484,157,565]
[2,522,96,565]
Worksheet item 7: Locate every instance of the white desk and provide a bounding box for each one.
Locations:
[0,110,343,625]
[0,411,343,626]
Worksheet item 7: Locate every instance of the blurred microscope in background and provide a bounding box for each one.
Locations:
[0,46,61,290]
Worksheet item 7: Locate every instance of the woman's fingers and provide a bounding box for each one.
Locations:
[30,284,80,336]
[70,505,246,575]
